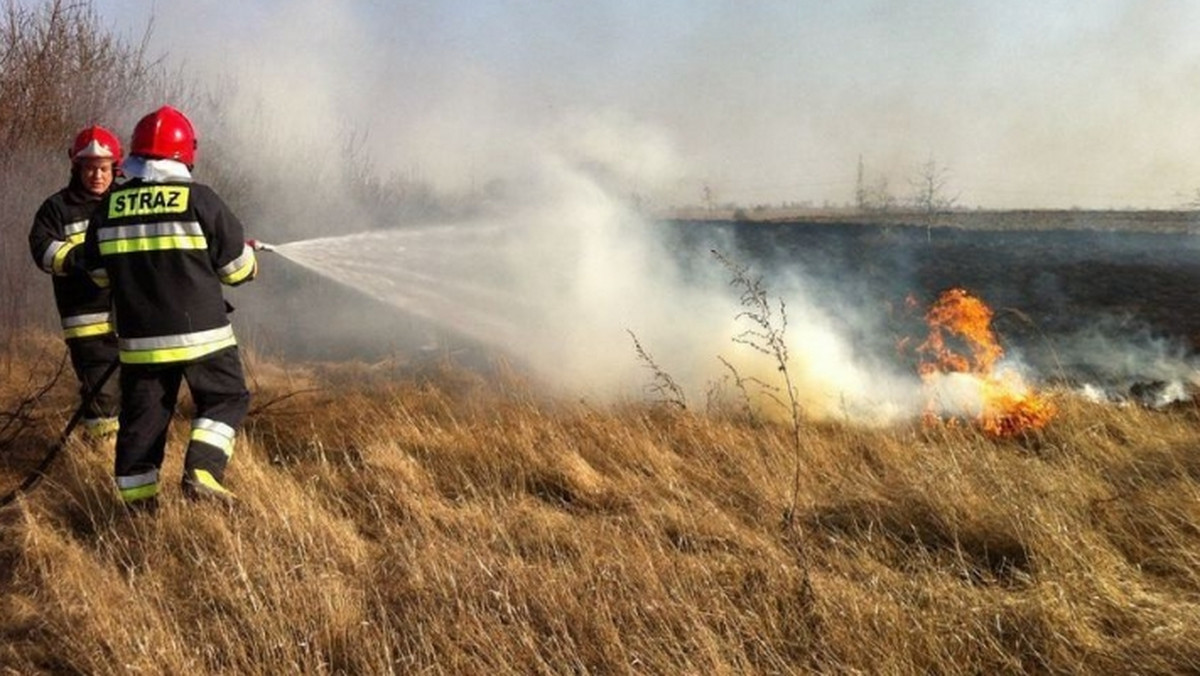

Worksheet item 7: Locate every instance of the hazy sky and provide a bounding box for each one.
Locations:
[89,0,1200,209]
[70,0,1200,416]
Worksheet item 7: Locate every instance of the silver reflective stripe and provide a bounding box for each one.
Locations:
[64,219,89,237]
[218,244,255,278]
[40,241,66,272]
[97,220,204,241]
[116,468,159,489]
[120,324,234,351]
[191,417,236,457]
[62,312,112,329]
[192,417,235,440]
[117,468,159,502]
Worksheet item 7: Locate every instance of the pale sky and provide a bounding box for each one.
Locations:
[88,0,1200,209]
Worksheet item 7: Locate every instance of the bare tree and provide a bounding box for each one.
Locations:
[702,183,716,213]
[855,154,866,211]
[0,0,159,345]
[909,155,957,240]
[1185,187,1200,210]
[867,174,897,213]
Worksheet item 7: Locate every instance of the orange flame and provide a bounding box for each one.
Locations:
[916,288,1055,437]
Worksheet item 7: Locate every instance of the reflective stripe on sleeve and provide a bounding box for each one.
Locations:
[116,469,159,503]
[63,219,89,238]
[191,417,236,457]
[40,240,66,273]
[62,312,114,339]
[51,241,80,275]
[38,221,90,274]
[218,244,257,285]
[119,324,237,364]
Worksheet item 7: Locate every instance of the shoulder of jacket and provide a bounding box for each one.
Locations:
[48,187,73,204]
[186,182,227,206]
[35,189,68,214]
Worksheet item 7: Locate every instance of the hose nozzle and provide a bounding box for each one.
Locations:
[247,239,276,252]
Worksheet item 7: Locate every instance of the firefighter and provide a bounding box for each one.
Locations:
[82,105,259,506]
[28,126,123,440]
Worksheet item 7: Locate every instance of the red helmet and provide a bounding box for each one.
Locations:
[70,125,122,163]
[130,105,196,166]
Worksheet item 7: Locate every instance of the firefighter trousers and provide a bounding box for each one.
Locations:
[114,346,250,503]
[67,333,120,436]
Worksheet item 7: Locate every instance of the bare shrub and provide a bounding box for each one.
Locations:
[0,0,158,343]
[711,249,806,518]
[627,329,687,410]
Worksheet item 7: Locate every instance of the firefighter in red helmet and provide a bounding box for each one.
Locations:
[82,105,259,507]
[28,125,123,440]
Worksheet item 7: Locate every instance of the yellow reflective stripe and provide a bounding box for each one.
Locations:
[221,260,256,285]
[51,241,79,275]
[120,483,159,502]
[63,312,114,339]
[191,469,233,496]
[120,334,236,364]
[121,325,231,351]
[219,246,257,285]
[99,235,207,254]
[51,243,77,275]
[117,469,159,502]
[63,322,114,339]
[191,418,236,457]
[83,417,120,438]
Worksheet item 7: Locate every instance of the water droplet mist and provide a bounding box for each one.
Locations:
[250,157,925,420]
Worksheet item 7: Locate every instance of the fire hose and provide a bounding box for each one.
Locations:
[0,358,120,509]
[0,240,278,509]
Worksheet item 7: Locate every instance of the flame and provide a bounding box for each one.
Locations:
[916,288,1055,437]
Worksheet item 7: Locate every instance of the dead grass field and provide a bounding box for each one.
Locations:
[3,331,1200,674]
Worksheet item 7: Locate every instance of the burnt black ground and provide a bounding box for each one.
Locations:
[663,219,1200,389]
[243,215,1200,394]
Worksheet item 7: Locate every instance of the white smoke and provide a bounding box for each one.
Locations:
[242,104,929,421]
[86,0,1200,423]
[93,0,1200,209]
[1047,323,1200,407]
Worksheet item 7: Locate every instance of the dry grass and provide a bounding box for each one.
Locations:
[3,334,1200,674]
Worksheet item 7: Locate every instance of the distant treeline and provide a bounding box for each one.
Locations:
[665,207,1200,233]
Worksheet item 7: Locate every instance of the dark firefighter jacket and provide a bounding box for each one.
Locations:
[83,176,258,364]
[28,180,115,339]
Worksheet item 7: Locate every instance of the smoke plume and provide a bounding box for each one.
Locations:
[84,0,1200,421]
